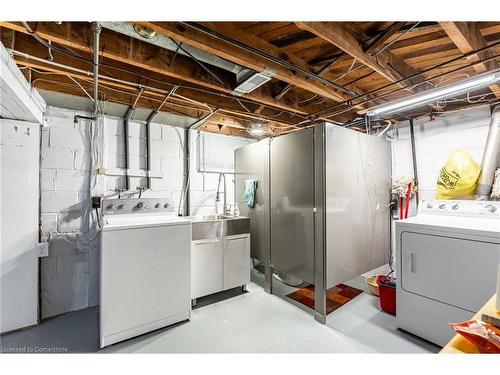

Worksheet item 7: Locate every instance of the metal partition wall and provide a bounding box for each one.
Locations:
[270,127,315,285]
[234,123,391,324]
[235,139,271,264]
[323,124,391,290]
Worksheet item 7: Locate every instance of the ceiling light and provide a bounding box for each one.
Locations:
[248,121,267,136]
[232,70,275,96]
[133,24,156,39]
[362,71,500,117]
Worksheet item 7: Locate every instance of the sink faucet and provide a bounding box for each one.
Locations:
[216,172,228,215]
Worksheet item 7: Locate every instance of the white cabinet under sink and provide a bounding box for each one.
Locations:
[191,233,250,301]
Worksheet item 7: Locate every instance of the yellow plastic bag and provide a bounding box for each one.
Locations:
[436,149,481,200]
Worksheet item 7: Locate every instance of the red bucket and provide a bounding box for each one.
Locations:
[376,275,396,315]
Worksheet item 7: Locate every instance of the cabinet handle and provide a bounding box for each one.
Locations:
[226,234,248,241]
[408,251,416,273]
[194,239,219,245]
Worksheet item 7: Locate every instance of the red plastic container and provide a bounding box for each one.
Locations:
[376,275,396,315]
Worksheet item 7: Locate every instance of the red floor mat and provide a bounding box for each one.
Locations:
[286,284,363,315]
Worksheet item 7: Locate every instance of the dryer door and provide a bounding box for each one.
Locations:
[400,231,500,312]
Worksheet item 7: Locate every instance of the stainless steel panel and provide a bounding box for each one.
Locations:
[313,124,327,323]
[324,124,391,288]
[270,127,315,284]
[235,139,270,263]
[191,216,250,240]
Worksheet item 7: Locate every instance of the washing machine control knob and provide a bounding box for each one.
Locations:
[451,204,459,210]
[106,204,113,210]
[117,204,124,209]
[136,202,145,210]
[426,203,433,209]
[155,203,160,208]
[486,204,497,213]
[164,203,169,208]
[438,203,446,209]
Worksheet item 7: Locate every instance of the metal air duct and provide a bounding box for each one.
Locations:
[475,106,500,200]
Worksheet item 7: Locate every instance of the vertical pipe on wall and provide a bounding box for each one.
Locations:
[409,118,419,207]
[123,107,134,191]
[183,128,191,216]
[91,22,101,119]
[145,111,156,190]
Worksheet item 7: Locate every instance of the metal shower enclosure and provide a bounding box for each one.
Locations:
[235,122,392,322]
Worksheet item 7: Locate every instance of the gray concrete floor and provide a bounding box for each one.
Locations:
[1,269,439,354]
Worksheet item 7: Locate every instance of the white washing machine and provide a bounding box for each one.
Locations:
[396,199,500,347]
[100,198,192,348]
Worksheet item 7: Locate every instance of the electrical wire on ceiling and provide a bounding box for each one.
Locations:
[318,57,500,121]
[372,22,421,57]
[15,25,303,121]
[15,22,500,129]
[311,39,500,118]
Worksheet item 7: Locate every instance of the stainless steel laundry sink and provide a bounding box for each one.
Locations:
[190,215,250,240]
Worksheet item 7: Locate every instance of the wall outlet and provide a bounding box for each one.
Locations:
[92,196,102,209]
[36,242,49,257]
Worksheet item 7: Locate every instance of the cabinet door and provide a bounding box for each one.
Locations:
[223,234,251,290]
[191,239,223,299]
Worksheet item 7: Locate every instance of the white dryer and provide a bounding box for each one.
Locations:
[396,199,500,347]
[100,198,192,348]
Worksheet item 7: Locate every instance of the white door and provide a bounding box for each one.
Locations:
[223,234,250,290]
[191,238,223,299]
[0,119,40,333]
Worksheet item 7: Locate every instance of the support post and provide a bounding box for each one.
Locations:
[313,123,327,324]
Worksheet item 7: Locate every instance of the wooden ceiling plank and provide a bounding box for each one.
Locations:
[439,22,500,97]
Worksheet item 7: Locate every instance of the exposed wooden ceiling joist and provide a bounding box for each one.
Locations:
[295,22,427,90]
[135,22,351,103]
[439,22,500,97]
[0,21,310,117]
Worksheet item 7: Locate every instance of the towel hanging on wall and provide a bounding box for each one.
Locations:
[243,180,257,208]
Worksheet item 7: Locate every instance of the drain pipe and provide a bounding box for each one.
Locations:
[91,22,101,118]
[122,88,145,192]
[475,106,500,200]
[178,111,217,216]
[144,87,178,190]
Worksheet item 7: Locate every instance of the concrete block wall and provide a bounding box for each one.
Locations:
[389,105,493,217]
[40,106,252,318]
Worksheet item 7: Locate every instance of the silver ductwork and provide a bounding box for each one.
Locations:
[100,22,250,76]
[475,106,500,200]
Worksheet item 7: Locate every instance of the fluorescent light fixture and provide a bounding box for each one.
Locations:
[362,71,500,117]
[248,121,267,136]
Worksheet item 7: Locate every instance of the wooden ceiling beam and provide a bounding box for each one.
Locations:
[364,22,406,54]
[0,21,309,116]
[295,22,426,90]
[135,22,350,103]
[2,29,305,127]
[30,74,266,138]
[439,22,500,97]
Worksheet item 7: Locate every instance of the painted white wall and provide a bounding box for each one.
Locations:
[0,119,40,333]
[39,106,252,318]
[388,105,493,217]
